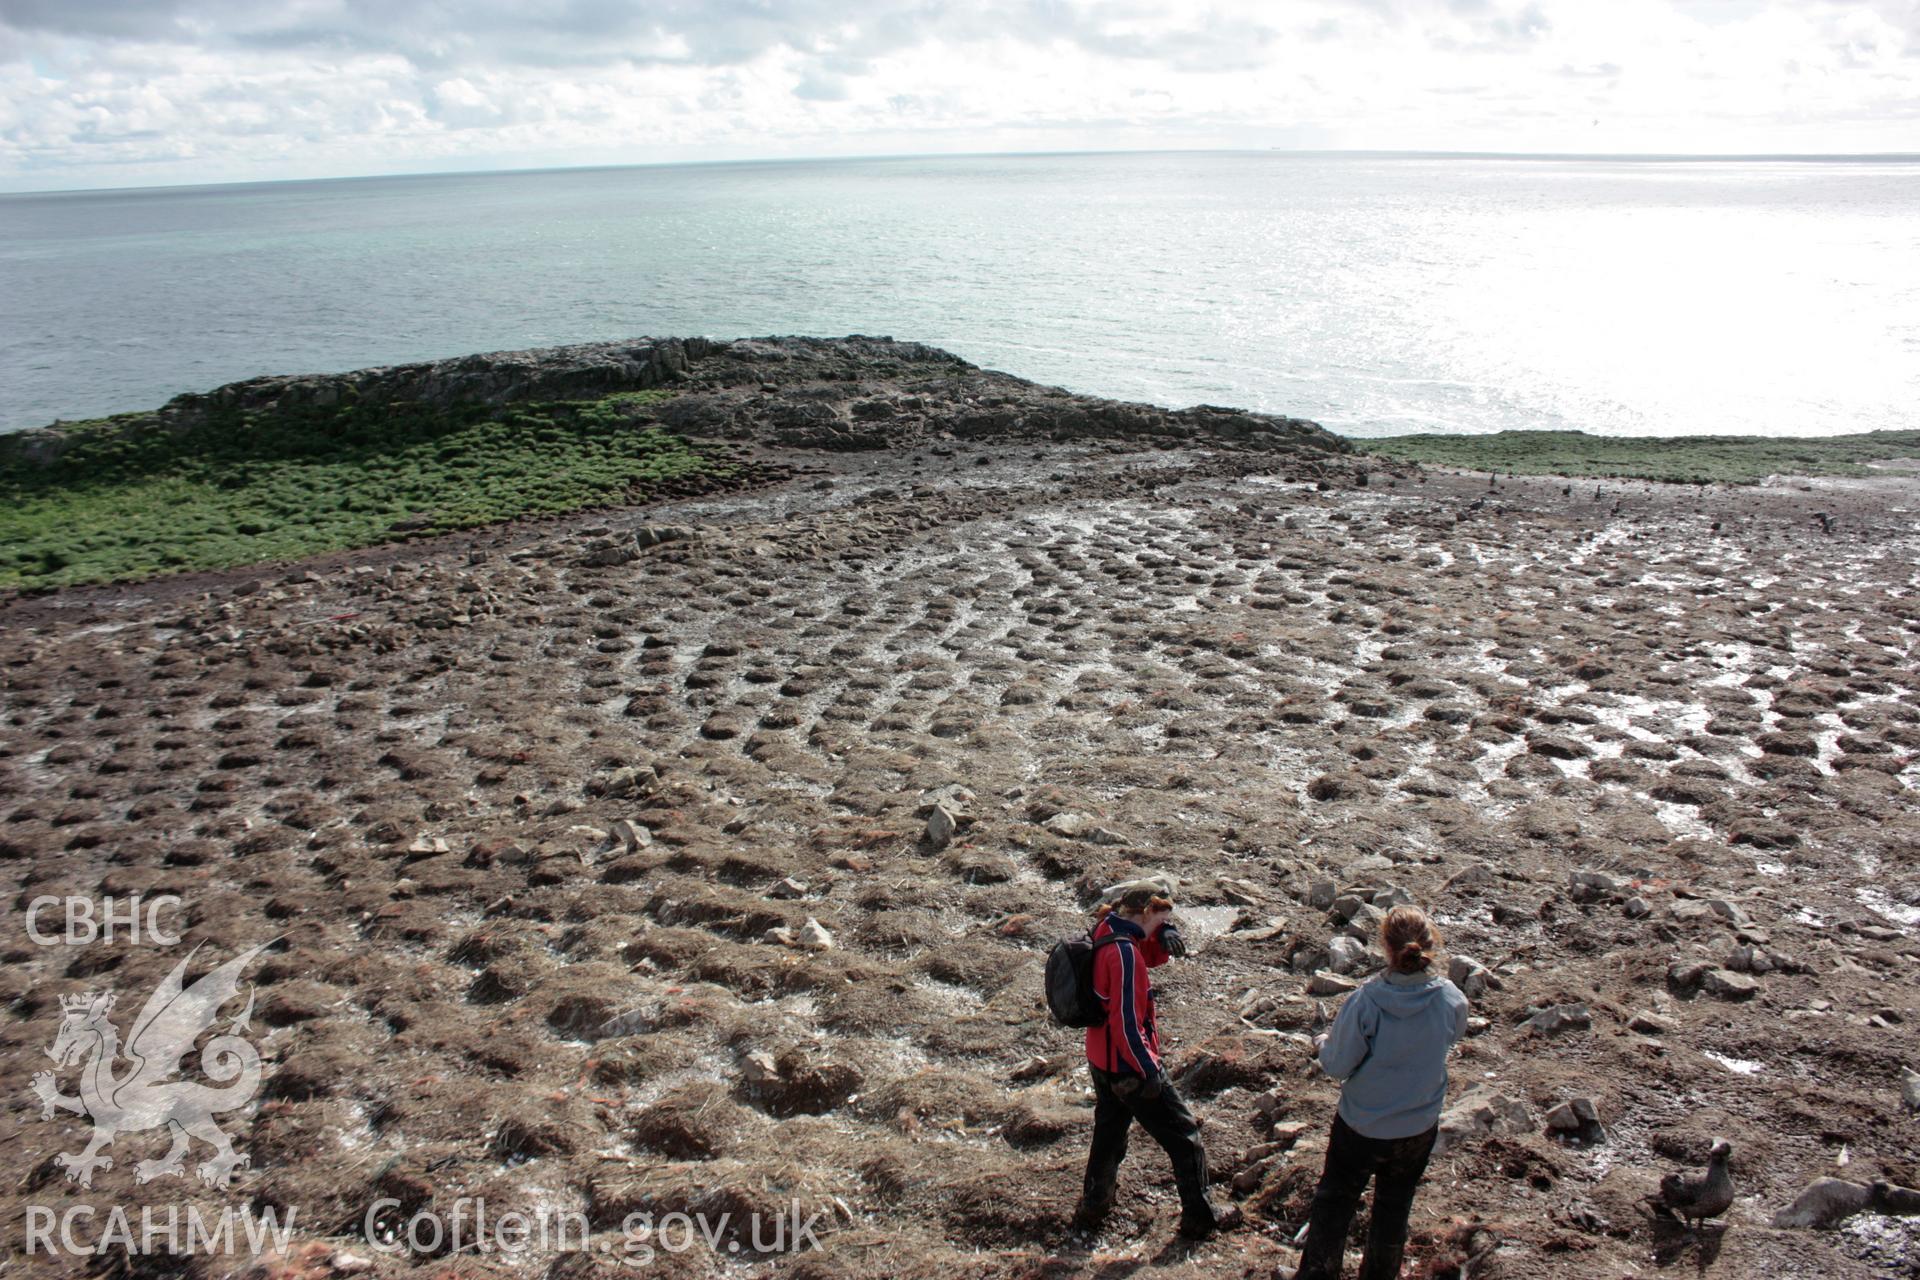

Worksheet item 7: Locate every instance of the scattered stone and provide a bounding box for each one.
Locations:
[579,542,634,567]
[1370,884,1414,909]
[1269,1120,1309,1147]
[1219,877,1262,906]
[1342,902,1386,942]
[1491,901,1538,926]
[1543,1096,1606,1143]
[597,764,660,799]
[1628,1011,1670,1035]
[1437,1086,1532,1153]
[1448,955,1493,1001]
[1341,853,1394,879]
[1699,968,1759,1000]
[1902,1068,1920,1112]
[1670,897,1754,931]
[1568,869,1623,902]
[608,819,652,854]
[1849,922,1905,943]
[794,918,834,950]
[1706,898,1754,929]
[924,803,959,851]
[1444,863,1497,893]
[1667,958,1712,990]
[1327,936,1373,976]
[570,824,612,849]
[634,525,694,549]
[1523,1003,1592,1037]
[1308,972,1358,996]
[768,876,808,900]
[1289,940,1331,975]
[1042,812,1090,838]
[1723,943,1775,974]
[1307,880,1338,910]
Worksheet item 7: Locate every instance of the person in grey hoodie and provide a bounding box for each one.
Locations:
[1289,905,1469,1280]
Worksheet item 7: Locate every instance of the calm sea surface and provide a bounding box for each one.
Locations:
[1,151,1915,438]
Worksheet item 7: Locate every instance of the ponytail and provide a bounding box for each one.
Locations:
[1381,905,1441,974]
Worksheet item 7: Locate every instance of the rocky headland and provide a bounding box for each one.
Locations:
[2,337,1917,1279]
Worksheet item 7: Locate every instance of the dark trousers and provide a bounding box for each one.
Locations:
[1295,1113,1437,1280]
[1083,1064,1211,1217]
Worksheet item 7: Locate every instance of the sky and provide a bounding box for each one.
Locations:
[0,0,1915,192]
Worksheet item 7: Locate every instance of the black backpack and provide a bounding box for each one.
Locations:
[1044,931,1123,1027]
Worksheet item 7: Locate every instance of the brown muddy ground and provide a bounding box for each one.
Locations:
[2,439,1918,1280]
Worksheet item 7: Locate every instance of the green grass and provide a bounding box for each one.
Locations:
[0,389,724,590]
[1358,428,1920,486]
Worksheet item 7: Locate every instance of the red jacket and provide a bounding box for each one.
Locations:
[1084,913,1172,1077]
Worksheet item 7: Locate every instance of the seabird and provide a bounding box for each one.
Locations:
[1648,1138,1735,1232]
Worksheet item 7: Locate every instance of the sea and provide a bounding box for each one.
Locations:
[1,150,1915,439]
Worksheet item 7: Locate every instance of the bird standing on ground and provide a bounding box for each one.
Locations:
[1648,1138,1735,1231]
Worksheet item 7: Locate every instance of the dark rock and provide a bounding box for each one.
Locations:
[1523,1003,1592,1036]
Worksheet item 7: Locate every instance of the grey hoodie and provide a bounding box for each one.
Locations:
[1317,968,1470,1140]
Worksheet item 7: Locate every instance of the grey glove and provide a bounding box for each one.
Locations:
[1159,924,1188,958]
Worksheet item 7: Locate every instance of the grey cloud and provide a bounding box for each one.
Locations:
[0,0,1306,76]
[793,69,848,100]
[4,0,829,69]
[1428,2,1551,53]
[0,0,202,39]
[1070,17,1287,73]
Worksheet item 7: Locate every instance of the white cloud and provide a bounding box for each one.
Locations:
[0,0,1913,190]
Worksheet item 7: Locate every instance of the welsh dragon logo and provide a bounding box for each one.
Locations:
[31,942,271,1189]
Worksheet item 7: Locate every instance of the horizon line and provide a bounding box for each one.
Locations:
[3,144,1917,199]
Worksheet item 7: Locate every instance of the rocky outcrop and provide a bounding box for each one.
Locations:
[3,337,723,469]
[3,334,1350,469]
[648,336,1345,456]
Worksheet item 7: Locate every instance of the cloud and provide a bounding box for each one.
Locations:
[0,1,1915,189]
[793,69,850,101]
[0,0,202,41]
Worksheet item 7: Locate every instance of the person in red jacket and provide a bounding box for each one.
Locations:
[1073,880,1226,1240]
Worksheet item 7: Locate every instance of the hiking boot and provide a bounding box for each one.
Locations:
[1072,1176,1118,1230]
[1177,1200,1242,1240]
[1177,1205,1220,1240]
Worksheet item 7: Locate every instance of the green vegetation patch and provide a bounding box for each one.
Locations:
[1360,428,1920,486]
[0,388,722,589]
